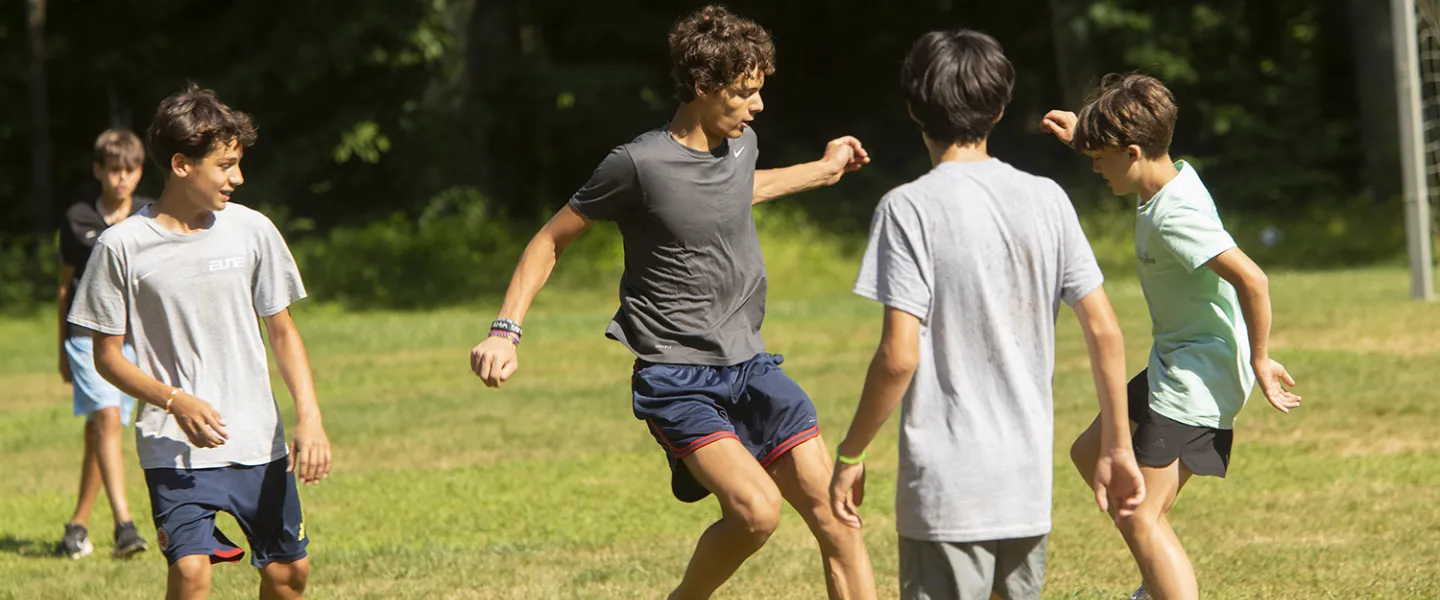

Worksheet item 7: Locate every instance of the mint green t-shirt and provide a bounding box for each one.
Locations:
[1135,161,1254,429]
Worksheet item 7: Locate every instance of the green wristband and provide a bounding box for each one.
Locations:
[836,450,867,465]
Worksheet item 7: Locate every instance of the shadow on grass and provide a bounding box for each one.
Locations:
[0,534,54,558]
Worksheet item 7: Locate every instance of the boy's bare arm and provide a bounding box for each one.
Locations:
[472,205,594,387]
[93,330,229,447]
[263,308,330,485]
[1206,247,1301,413]
[57,263,75,382]
[830,306,920,529]
[1072,287,1145,518]
[752,137,869,205]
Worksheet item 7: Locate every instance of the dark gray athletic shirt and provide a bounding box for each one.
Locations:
[568,126,766,366]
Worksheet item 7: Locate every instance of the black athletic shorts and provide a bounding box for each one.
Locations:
[1127,369,1233,478]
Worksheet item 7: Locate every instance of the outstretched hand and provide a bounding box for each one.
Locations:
[1040,110,1078,146]
[823,136,870,175]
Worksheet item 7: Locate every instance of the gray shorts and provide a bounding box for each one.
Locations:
[899,534,1047,600]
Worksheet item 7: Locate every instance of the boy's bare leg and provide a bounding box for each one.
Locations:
[260,557,311,600]
[91,406,133,524]
[68,419,103,527]
[767,435,876,600]
[668,438,784,600]
[168,555,213,600]
[1071,417,1198,600]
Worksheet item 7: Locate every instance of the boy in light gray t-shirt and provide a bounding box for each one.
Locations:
[828,30,1146,600]
[68,85,331,600]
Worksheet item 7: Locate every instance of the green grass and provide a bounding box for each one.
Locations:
[2,264,1439,599]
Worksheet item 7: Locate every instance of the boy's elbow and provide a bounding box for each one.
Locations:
[93,346,118,381]
[879,346,920,379]
[1094,320,1124,345]
[1249,269,1270,294]
[1232,266,1268,298]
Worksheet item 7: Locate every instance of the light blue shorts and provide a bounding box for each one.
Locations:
[65,335,136,426]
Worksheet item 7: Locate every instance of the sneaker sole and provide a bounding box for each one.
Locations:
[65,540,94,560]
[112,541,148,559]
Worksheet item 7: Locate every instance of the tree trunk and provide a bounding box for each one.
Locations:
[1350,0,1402,201]
[27,0,52,241]
[1047,0,1094,111]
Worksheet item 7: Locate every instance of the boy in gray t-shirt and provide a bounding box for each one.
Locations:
[828,30,1146,600]
[68,85,330,599]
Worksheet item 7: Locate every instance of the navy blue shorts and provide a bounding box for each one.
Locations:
[633,352,821,503]
[145,458,308,568]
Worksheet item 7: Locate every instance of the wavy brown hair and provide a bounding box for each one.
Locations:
[1072,73,1177,158]
[669,5,776,102]
[147,83,257,169]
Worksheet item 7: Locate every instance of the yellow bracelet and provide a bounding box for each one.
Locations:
[165,388,180,412]
[837,450,867,465]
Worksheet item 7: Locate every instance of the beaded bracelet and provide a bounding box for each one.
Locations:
[490,329,521,346]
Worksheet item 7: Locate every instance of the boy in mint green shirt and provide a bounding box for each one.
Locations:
[1042,74,1302,600]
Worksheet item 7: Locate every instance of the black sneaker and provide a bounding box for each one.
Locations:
[112,521,148,558]
[55,523,94,559]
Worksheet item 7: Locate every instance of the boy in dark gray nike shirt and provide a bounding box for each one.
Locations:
[470,5,876,599]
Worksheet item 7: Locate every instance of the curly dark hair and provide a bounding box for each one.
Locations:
[146,83,257,169]
[668,5,776,102]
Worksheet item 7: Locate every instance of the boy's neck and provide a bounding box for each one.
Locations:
[154,187,214,234]
[930,139,990,166]
[98,192,132,217]
[1136,154,1180,203]
[669,104,725,152]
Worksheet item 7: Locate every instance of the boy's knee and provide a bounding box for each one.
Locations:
[170,555,212,588]
[91,407,122,431]
[1114,510,1161,540]
[1069,433,1100,477]
[1068,436,1087,466]
[266,558,310,593]
[728,488,782,548]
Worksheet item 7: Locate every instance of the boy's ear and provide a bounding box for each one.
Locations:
[170,153,191,178]
[92,163,105,181]
[1126,144,1143,162]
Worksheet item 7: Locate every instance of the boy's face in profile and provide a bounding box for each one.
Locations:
[1085,146,1141,196]
[94,159,142,201]
[172,139,245,212]
[695,70,765,140]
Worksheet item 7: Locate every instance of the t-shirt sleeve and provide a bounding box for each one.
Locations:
[66,238,129,336]
[853,192,932,320]
[1054,183,1105,306]
[1156,201,1238,273]
[567,147,639,221]
[59,205,89,268]
[252,214,308,317]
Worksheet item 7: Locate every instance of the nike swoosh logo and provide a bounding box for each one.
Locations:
[136,269,161,282]
[733,146,745,157]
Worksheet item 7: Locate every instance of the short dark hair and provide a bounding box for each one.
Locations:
[901,29,1014,147]
[669,5,776,102]
[146,83,257,170]
[93,129,144,169]
[1072,73,1177,158]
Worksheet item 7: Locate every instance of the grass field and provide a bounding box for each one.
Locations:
[2,265,1438,599]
